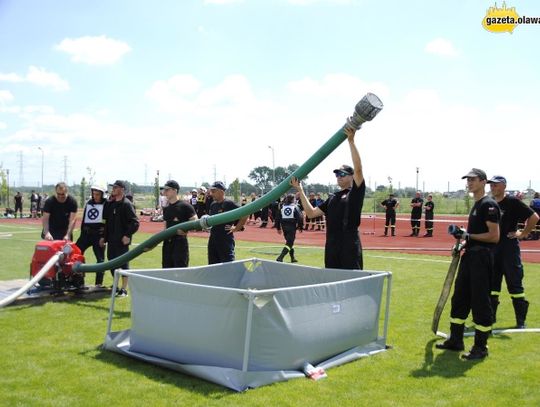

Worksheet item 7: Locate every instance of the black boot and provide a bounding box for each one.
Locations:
[289,248,298,263]
[512,297,529,329]
[490,295,500,324]
[276,247,289,262]
[462,330,489,360]
[435,323,465,351]
[384,226,388,236]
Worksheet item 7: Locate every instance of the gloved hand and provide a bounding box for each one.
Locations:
[448,224,469,240]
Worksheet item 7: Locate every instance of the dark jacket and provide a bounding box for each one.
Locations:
[103,197,139,243]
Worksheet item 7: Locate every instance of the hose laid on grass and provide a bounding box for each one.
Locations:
[76,93,383,274]
[0,252,62,308]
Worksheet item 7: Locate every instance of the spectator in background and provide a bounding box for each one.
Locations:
[196,187,207,218]
[14,191,23,218]
[381,193,399,236]
[423,194,435,237]
[30,190,39,218]
[409,191,423,236]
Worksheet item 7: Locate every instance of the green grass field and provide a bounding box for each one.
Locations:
[1,222,539,406]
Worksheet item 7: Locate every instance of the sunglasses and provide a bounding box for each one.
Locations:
[335,171,350,178]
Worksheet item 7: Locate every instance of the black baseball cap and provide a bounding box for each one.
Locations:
[461,168,487,181]
[209,181,226,191]
[333,165,354,176]
[109,180,127,189]
[487,175,507,184]
[161,180,180,191]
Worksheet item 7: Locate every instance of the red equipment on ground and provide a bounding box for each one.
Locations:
[30,240,86,290]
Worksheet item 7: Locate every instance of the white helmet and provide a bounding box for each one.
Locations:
[90,185,106,194]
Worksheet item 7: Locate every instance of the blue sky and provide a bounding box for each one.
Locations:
[1,0,539,193]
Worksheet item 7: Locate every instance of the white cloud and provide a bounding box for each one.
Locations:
[0,121,6,130]
[0,90,14,103]
[288,73,390,100]
[0,67,69,91]
[0,73,23,83]
[425,38,459,58]
[55,35,131,65]
[26,66,69,91]
[145,74,256,115]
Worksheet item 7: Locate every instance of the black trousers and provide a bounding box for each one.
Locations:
[162,236,189,268]
[76,231,105,285]
[425,215,434,232]
[325,231,363,270]
[450,247,493,329]
[492,239,524,295]
[411,212,421,232]
[208,236,235,264]
[282,223,297,247]
[107,241,130,278]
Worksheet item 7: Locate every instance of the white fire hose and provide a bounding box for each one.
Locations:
[0,251,62,308]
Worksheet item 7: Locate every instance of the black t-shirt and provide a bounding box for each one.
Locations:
[382,198,398,212]
[319,180,366,234]
[163,200,196,229]
[209,199,239,238]
[43,195,78,236]
[424,201,435,218]
[411,197,423,215]
[467,196,500,248]
[498,196,534,240]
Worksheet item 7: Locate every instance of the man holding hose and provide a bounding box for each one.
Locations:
[291,126,365,270]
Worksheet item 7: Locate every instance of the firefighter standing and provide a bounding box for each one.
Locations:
[409,191,423,236]
[207,181,248,264]
[436,168,500,360]
[291,126,365,270]
[76,185,107,286]
[488,175,539,328]
[101,180,139,297]
[423,194,435,237]
[275,194,302,263]
[161,180,198,268]
[381,193,399,236]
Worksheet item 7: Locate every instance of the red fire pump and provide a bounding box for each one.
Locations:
[30,240,86,290]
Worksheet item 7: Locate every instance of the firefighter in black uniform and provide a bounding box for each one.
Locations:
[207,181,248,264]
[161,180,198,268]
[488,175,539,328]
[275,194,302,262]
[423,194,435,237]
[436,168,500,360]
[291,126,365,270]
[101,180,139,297]
[14,192,23,218]
[76,185,107,286]
[381,193,399,236]
[409,191,423,236]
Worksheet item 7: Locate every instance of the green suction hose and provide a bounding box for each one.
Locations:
[76,93,383,273]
